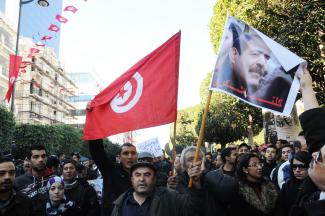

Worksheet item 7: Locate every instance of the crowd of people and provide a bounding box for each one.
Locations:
[0,70,324,216]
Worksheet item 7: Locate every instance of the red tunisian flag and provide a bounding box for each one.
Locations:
[5,55,22,102]
[83,32,181,140]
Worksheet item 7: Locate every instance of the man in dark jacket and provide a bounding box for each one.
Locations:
[290,68,325,215]
[262,145,277,179]
[0,156,32,216]
[15,144,53,216]
[89,139,137,215]
[61,159,100,216]
[111,161,203,216]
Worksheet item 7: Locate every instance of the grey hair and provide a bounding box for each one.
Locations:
[180,146,204,170]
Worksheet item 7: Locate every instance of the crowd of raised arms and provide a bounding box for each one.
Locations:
[0,69,324,216]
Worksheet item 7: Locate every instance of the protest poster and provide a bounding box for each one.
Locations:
[137,137,163,157]
[210,16,305,116]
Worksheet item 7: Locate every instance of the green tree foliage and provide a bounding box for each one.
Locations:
[13,124,83,159]
[0,106,15,153]
[197,73,263,146]
[210,0,325,104]
[174,106,200,146]
[103,138,121,156]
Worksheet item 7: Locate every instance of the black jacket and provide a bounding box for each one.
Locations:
[0,190,32,216]
[203,169,239,216]
[111,187,203,216]
[276,178,304,216]
[64,179,100,216]
[89,139,131,215]
[14,168,53,216]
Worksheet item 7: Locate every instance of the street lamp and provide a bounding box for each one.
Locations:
[10,0,49,112]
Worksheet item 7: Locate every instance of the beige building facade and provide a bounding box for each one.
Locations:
[14,38,77,124]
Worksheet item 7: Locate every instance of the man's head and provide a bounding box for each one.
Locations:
[309,145,325,191]
[221,147,237,165]
[58,153,65,162]
[229,33,271,91]
[137,152,154,163]
[130,162,157,196]
[291,151,311,180]
[238,143,250,156]
[71,152,80,163]
[276,139,288,150]
[0,157,15,193]
[281,144,293,162]
[180,146,203,171]
[118,143,137,170]
[294,132,308,152]
[265,145,277,163]
[61,159,77,182]
[205,152,213,163]
[76,164,87,180]
[28,144,47,173]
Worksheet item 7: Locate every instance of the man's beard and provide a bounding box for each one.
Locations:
[0,181,13,193]
[32,164,46,172]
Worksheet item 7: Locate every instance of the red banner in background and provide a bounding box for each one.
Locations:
[5,55,23,102]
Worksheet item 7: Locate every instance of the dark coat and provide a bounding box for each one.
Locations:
[111,187,203,216]
[14,168,53,216]
[290,108,325,216]
[203,168,239,216]
[276,178,304,216]
[0,191,32,216]
[89,139,131,215]
[64,179,100,216]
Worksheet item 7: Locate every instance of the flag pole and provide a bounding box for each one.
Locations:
[188,90,212,188]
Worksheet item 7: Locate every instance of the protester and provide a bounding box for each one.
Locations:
[204,152,216,171]
[173,154,182,175]
[236,153,278,215]
[276,151,312,216]
[76,164,88,181]
[220,147,238,177]
[45,176,80,216]
[71,153,80,164]
[293,132,308,153]
[111,161,203,216]
[46,155,61,176]
[238,143,250,156]
[58,153,66,163]
[168,146,203,194]
[262,145,277,179]
[137,152,154,163]
[15,144,53,216]
[89,139,137,215]
[289,68,325,215]
[0,156,32,216]
[153,154,172,187]
[61,159,100,216]
[213,154,223,169]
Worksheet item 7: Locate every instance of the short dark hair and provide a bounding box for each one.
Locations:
[0,156,13,164]
[46,155,60,169]
[298,131,304,136]
[221,148,236,164]
[28,144,46,159]
[71,152,80,159]
[119,143,136,155]
[205,152,212,157]
[238,143,249,150]
[266,145,277,151]
[76,164,86,173]
[61,159,77,168]
[293,140,302,149]
[281,144,293,151]
[279,139,289,145]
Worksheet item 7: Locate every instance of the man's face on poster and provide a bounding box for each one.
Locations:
[230,36,271,91]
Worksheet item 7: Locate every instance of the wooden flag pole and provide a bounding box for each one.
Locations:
[170,121,177,175]
[188,90,212,188]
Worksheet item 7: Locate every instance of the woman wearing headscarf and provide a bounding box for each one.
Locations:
[45,176,80,216]
[276,151,312,216]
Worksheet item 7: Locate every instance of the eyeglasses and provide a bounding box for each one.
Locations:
[291,164,308,170]
[248,163,263,168]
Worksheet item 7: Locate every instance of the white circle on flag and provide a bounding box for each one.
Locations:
[110,72,143,113]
